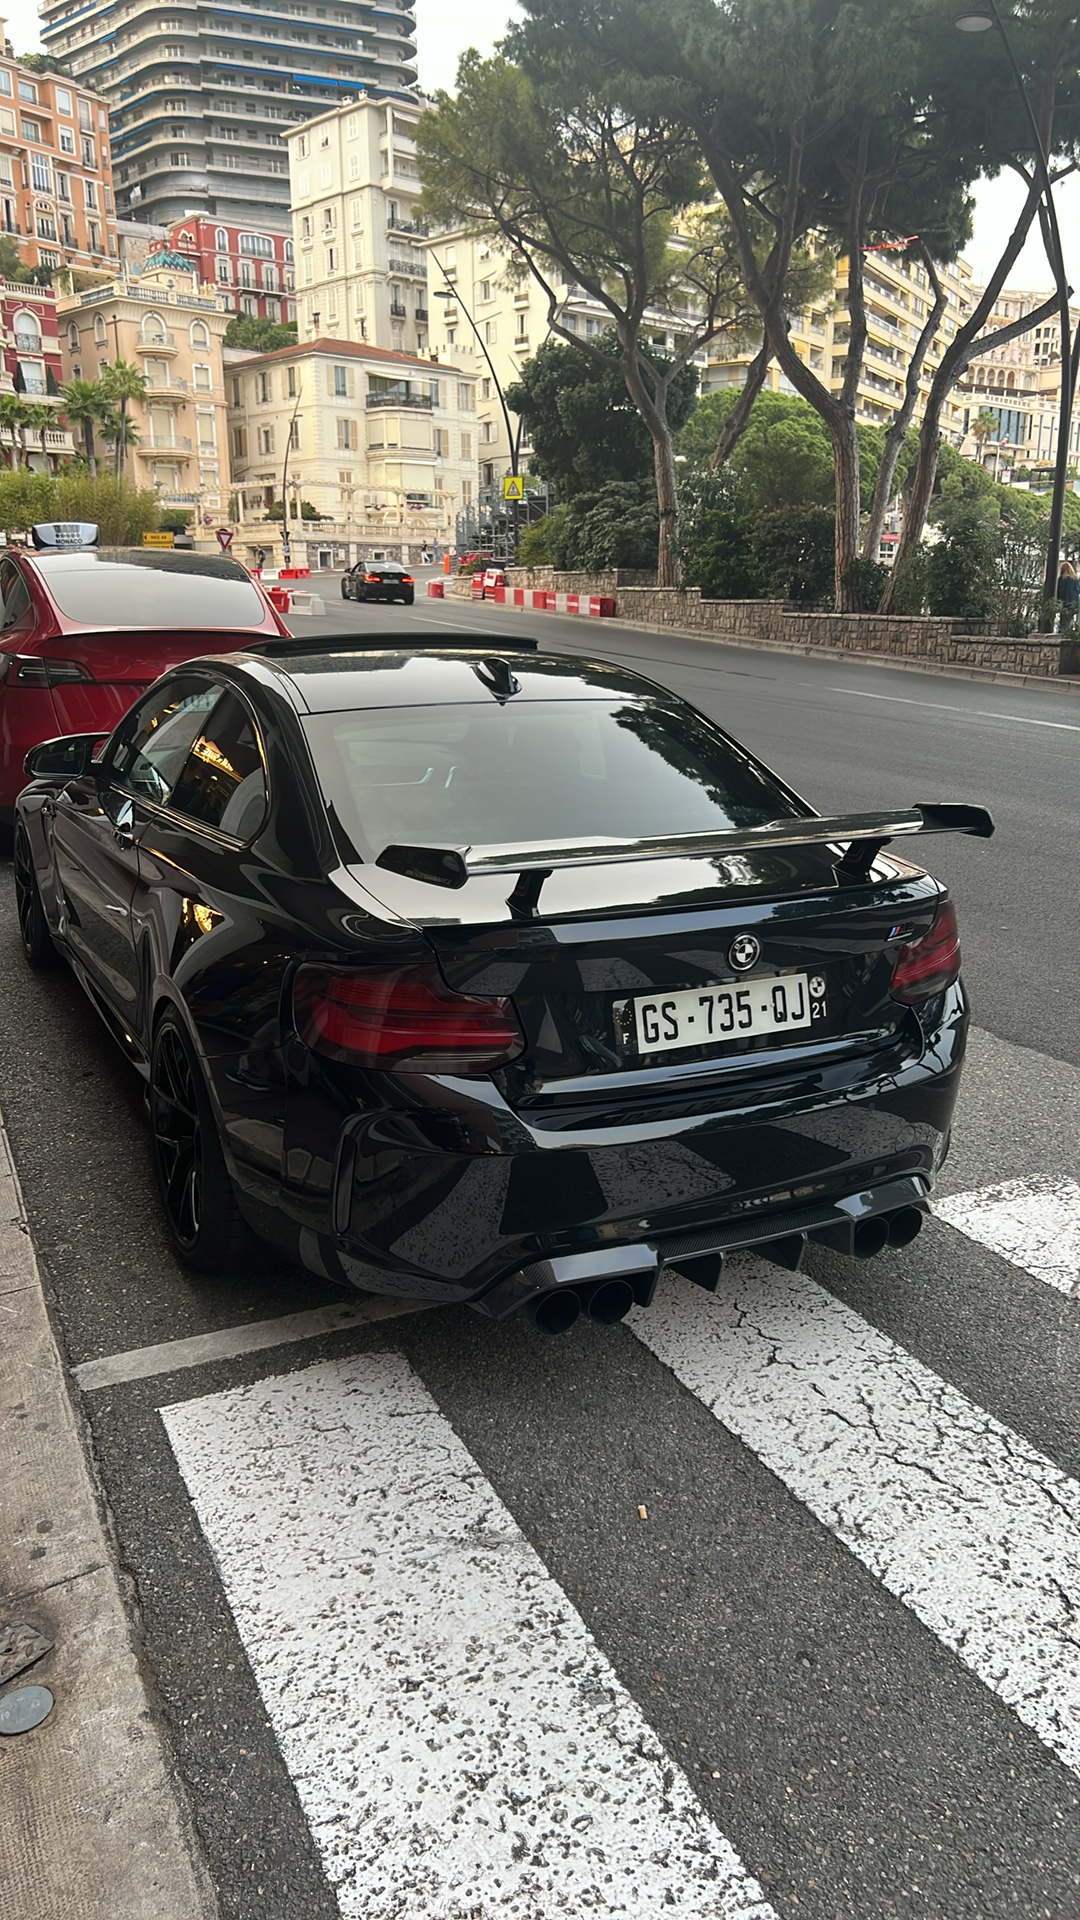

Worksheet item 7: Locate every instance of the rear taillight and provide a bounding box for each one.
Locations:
[293,964,525,1074]
[401,574,414,584]
[889,899,961,1004]
[364,573,382,583]
[1,655,93,687]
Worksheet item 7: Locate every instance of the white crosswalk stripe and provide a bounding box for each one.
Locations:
[161,1352,778,1920]
[933,1176,1080,1296]
[631,1258,1080,1776]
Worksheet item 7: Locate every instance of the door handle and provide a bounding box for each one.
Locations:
[113,798,135,848]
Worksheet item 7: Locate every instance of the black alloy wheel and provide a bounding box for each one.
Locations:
[14,822,57,969]
[150,1013,254,1274]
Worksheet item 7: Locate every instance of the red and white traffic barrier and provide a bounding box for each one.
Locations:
[489,585,615,619]
[427,579,445,598]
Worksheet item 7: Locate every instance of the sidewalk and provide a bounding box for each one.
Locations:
[0,1114,217,1920]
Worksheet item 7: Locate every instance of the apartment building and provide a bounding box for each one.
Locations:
[426,228,713,526]
[39,0,419,228]
[0,283,75,465]
[0,46,118,275]
[57,253,230,519]
[288,93,429,358]
[226,336,476,568]
[704,247,976,444]
[956,285,1080,478]
[166,216,296,325]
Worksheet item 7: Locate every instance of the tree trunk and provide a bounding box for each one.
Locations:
[863,250,946,568]
[831,407,862,610]
[652,420,680,588]
[712,339,771,471]
[85,424,97,479]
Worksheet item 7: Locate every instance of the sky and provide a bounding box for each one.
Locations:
[5,0,1075,293]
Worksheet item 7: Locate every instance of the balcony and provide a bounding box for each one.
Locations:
[389,301,407,318]
[136,435,193,454]
[388,256,426,278]
[414,307,428,322]
[366,390,432,411]
[136,332,178,354]
[387,215,428,237]
[14,333,44,354]
[143,374,189,394]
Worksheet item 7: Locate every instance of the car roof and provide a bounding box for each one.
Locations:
[22,547,253,581]
[219,642,666,714]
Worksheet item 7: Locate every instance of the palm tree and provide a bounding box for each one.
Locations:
[99,405,140,471]
[21,403,56,473]
[971,408,999,467]
[0,395,31,469]
[99,359,147,479]
[60,377,109,477]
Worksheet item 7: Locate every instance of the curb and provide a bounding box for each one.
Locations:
[448,590,1080,698]
[0,1112,218,1920]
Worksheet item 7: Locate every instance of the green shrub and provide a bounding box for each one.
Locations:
[887,548,929,614]
[548,481,658,570]
[924,510,999,621]
[517,511,564,567]
[751,506,836,606]
[676,470,757,599]
[842,554,890,612]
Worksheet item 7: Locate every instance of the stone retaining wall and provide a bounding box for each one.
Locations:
[501,573,1079,677]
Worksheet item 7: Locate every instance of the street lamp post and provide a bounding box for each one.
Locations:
[956,2,1074,622]
[431,264,524,559]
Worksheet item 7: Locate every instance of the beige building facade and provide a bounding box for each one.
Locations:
[956,285,1080,480]
[289,95,430,361]
[226,337,476,569]
[704,246,976,445]
[57,258,231,525]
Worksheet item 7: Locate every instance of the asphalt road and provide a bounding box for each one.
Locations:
[2,588,1078,1920]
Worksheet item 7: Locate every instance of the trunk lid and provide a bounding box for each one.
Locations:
[350,848,939,1112]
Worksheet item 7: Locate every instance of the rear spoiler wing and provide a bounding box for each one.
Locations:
[376,802,994,902]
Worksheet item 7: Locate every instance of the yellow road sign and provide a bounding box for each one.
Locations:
[503,475,525,502]
[143,530,174,547]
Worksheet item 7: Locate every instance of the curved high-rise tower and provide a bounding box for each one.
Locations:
[39,0,418,227]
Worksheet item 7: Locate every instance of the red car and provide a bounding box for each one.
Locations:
[0,526,289,824]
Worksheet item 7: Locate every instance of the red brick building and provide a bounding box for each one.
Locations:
[0,285,74,467]
[166,219,295,327]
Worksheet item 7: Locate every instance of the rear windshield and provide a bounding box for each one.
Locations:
[37,550,266,628]
[303,697,800,860]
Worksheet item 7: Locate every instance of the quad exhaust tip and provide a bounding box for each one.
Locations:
[530,1276,638,1336]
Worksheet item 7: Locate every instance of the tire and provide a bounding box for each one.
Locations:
[150,1012,256,1275]
[341,579,350,599]
[401,591,414,605]
[13,821,57,970]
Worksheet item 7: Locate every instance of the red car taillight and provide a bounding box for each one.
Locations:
[293,964,525,1074]
[1,655,93,687]
[889,899,961,1004]
[364,573,382,583]
[401,574,414,584]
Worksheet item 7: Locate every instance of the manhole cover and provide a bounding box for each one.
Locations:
[0,1686,54,1734]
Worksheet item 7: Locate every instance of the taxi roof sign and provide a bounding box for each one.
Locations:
[31,522,98,550]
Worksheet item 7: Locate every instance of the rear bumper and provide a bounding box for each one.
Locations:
[280,989,967,1312]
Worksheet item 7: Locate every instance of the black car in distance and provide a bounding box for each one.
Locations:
[342,562,415,605]
[14,636,992,1336]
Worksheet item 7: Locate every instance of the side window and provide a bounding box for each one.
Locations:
[169,691,267,838]
[0,559,32,628]
[110,679,221,805]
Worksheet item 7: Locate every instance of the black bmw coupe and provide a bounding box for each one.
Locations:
[13,638,991,1334]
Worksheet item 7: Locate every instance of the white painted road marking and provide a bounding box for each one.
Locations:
[933,1177,1080,1297]
[632,1260,1080,1776]
[825,685,1080,731]
[73,1295,434,1391]
[161,1352,778,1920]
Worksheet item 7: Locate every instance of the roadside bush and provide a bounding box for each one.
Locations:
[887,547,930,614]
[517,511,564,567]
[0,470,161,543]
[548,481,658,570]
[751,506,836,606]
[842,553,890,613]
[676,470,758,600]
[924,509,999,621]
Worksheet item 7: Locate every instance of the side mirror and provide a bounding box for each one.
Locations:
[23,733,105,781]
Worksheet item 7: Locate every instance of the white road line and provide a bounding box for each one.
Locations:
[933,1177,1080,1296]
[73,1296,433,1392]
[161,1351,778,1920]
[826,685,1080,731]
[631,1260,1080,1776]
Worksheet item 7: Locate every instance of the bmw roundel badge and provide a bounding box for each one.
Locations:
[728,934,761,972]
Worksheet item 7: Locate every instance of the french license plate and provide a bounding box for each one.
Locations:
[623,974,814,1057]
